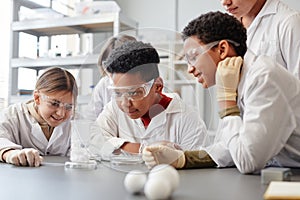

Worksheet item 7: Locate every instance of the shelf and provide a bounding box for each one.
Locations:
[11,54,99,69]
[16,0,47,9]
[12,13,138,36]
[9,0,139,110]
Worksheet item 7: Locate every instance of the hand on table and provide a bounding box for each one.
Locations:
[4,148,43,167]
[142,144,185,169]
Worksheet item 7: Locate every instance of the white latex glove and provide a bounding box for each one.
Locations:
[5,148,43,167]
[142,145,185,169]
[216,56,243,101]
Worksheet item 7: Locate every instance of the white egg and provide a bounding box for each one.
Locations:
[124,170,147,194]
[148,164,180,192]
[144,177,172,200]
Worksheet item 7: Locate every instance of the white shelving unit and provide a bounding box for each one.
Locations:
[9,0,138,106]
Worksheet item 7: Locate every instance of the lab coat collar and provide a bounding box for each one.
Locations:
[28,104,69,147]
[143,95,186,134]
[248,0,278,32]
[26,101,49,144]
[162,93,185,114]
[146,95,186,124]
[132,93,185,125]
[256,0,279,19]
[112,94,186,133]
[30,124,48,143]
[30,120,68,144]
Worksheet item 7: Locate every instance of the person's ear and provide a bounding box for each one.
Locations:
[154,77,163,93]
[218,40,230,60]
[33,90,41,105]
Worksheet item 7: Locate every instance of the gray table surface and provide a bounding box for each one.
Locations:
[1,156,300,200]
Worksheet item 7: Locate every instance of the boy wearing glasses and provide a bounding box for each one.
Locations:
[90,41,208,159]
[0,67,78,167]
[142,11,300,174]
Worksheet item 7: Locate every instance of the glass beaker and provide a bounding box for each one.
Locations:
[65,119,98,170]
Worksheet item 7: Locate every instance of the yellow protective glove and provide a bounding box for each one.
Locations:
[142,145,185,169]
[216,56,243,101]
[5,148,43,167]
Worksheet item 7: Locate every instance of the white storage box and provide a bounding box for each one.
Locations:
[75,1,120,15]
[261,167,292,184]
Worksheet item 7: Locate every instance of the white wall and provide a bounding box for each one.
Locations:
[0,0,11,110]
[116,0,176,30]
[177,0,223,31]
[116,0,300,35]
[116,0,223,32]
[281,0,300,10]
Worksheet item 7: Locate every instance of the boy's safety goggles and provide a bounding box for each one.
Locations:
[108,79,154,101]
[185,40,240,66]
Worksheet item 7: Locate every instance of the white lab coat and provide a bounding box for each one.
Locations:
[90,94,208,159]
[206,51,300,173]
[85,76,112,120]
[247,0,300,78]
[0,102,71,156]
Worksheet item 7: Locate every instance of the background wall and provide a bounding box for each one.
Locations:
[115,0,223,32]
[282,0,300,10]
[115,0,300,31]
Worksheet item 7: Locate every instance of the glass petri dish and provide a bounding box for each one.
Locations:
[64,160,98,170]
[110,151,144,165]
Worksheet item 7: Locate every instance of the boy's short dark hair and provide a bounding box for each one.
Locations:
[104,41,160,81]
[182,11,247,57]
[97,34,136,76]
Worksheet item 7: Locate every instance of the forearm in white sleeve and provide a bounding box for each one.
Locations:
[204,115,242,168]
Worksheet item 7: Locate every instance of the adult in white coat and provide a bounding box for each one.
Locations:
[90,41,207,159]
[85,35,136,120]
[0,67,78,167]
[220,0,300,78]
[142,11,300,174]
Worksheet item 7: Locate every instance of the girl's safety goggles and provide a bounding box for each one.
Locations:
[39,93,74,111]
[108,79,154,101]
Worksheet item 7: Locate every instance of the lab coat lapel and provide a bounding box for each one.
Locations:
[47,121,69,145]
[144,96,182,136]
[145,110,167,134]
[31,123,48,144]
[246,0,277,53]
[238,50,257,116]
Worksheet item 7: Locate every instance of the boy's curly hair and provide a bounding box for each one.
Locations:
[104,41,160,81]
[97,34,136,76]
[182,11,247,57]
